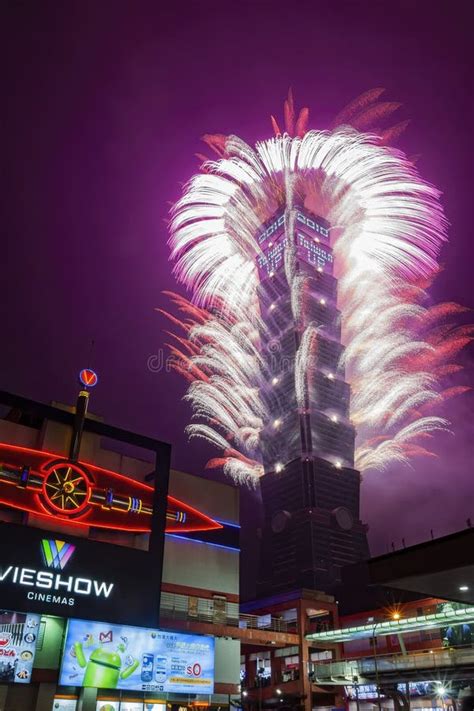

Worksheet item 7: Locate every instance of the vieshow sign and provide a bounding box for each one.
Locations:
[0,523,159,626]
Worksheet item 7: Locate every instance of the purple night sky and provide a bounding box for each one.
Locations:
[3,1,473,562]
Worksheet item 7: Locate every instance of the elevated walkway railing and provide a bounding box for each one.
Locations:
[160,591,288,632]
[311,646,474,684]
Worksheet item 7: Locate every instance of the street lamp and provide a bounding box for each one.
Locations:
[436,684,448,711]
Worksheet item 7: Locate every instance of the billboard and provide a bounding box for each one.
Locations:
[0,522,160,625]
[0,610,40,684]
[59,618,214,694]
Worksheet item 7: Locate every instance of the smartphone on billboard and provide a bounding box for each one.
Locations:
[141,653,154,683]
[155,656,167,684]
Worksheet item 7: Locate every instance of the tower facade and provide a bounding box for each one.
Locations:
[256,206,369,595]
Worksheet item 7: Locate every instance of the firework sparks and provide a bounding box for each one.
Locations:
[163,91,471,484]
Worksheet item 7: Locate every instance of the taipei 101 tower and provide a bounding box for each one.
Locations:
[254,207,369,595]
[168,91,459,598]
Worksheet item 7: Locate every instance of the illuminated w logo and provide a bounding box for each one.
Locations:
[40,539,75,570]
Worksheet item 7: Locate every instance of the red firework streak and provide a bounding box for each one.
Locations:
[0,443,221,534]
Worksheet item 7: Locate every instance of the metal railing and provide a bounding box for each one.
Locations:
[307,606,474,644]
[160,591,289,632]
[311,646,474,684]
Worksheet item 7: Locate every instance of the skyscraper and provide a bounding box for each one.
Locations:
[167,93,464,601]
[255,206,369,595]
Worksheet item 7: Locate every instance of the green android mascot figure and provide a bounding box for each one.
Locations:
[74,642,139,689]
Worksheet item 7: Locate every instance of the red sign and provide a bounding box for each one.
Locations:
[0,443,221,535]
[79,369,98,388]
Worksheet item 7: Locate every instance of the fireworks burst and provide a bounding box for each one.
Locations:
[163,90,472,485]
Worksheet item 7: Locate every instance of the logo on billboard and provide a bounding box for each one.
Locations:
[41,539,76,570]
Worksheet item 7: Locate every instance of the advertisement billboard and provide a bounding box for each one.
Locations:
[0,522,160,626]
[0,610,40,684]
[59,618,214,694]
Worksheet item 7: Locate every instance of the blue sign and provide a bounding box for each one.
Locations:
[59,618,214,694]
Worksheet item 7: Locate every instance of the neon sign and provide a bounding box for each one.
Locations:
[79,369,98,388]
[0,539,114,608]
[0,443,221,534]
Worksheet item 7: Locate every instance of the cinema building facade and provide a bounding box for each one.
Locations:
[0,387,240,711]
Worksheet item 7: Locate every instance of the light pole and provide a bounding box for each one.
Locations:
[353,676,360,711]
[372,622,382,711]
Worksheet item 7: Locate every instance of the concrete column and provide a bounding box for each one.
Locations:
[77,687,97,711]
[35,683,57,711]
[298,601,312,711]
[0,686,8,711]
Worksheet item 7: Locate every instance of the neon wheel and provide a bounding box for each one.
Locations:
[42,461,91,515]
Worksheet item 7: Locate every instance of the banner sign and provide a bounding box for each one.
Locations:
[59,618,215,694]
[0,610,40,684]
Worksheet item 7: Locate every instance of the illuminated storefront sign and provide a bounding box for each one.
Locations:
[0,524,159,625]
[1,538,114,604]
[60,618,215,694]
[0,610,40,684]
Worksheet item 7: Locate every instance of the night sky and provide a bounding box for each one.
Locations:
[3,0,473,565]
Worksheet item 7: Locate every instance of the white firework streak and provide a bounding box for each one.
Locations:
[167,126,469,483]
[295,324,320,409]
